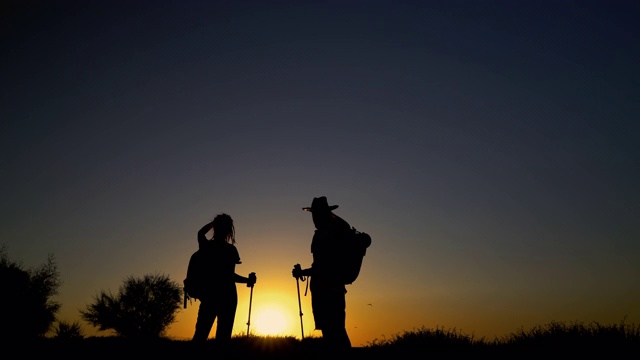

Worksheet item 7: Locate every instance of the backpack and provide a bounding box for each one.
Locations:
[341,227,372,285]
[183,249,207,307]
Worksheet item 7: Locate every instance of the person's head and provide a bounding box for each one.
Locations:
[212,213,235,244]
[303,196,338,230]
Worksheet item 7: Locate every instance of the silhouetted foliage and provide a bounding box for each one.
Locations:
[79,273,182,338]
[495,318,640,352]
[367,325,483,352]
[0,246,61,340]
[53,320,84,340]
[366,320,640,355]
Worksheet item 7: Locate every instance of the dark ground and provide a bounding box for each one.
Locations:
[12,336,638,359]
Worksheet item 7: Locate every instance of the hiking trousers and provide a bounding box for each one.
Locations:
[311,283,351,350]
[192,294,237,343]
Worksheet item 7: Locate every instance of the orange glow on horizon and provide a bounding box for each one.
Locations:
[250,305,291,336]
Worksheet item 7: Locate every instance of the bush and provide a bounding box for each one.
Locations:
[80,273,182,339]
[53,320,84,340]
[0,246,61,340]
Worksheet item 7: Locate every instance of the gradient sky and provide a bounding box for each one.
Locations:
[2,0,639,346]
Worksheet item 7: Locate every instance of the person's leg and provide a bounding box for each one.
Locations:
[215,294,238,352]
[318,287,351,352]
[192,301,217,342]
[322,325,351,352]
[336,327,352,349]
[215,304,237,341]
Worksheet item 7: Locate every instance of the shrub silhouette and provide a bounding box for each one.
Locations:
[80,273,182,338]
[53,320,85,340]
[0,246,61,340]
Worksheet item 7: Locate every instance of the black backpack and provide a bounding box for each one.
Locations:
[341,227,372,285]
[183,249,207,307]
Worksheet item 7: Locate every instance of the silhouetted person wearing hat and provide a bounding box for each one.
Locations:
[292,196,352,353]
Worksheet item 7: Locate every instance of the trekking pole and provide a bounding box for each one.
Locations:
[183,287,188,309]
[294,264,304,339]
[246,272,256,337]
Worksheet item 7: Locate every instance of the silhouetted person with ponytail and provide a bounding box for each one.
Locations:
[191,213,256,348]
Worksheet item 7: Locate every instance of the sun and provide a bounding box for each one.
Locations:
[251,305,291,336]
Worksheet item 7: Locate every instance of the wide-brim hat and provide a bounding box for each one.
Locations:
[302,196,339,212]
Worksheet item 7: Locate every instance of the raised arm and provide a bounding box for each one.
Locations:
[197,221,213,249]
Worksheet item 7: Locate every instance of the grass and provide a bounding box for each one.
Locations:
[15,319,640,358]
[366,319,640,355]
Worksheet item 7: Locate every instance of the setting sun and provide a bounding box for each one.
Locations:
[251,305,292,336]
